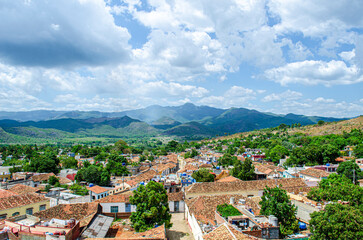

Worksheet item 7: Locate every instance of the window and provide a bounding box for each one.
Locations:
[125,203,131,212]
[111,206,119,213]
[0,214,7,219]
[39,205,46,211]
[26,208,33,215]
[12,212,20,217]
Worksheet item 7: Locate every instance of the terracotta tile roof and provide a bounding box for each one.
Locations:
[9,184,39,195]
[185,178,307,195]
[185,194,260,225]
[0,189,17,198]
[0,192,48,210]
[167,192,184,202]
[253,163,273,175]
[58,176,73,184]
[139,166,150,172]
[33,203,99,227]
[116,224,166,239]
[95,191,133,203]
[31,173,55,182]
[87,185,109,194]
[199,163,213,169]
[177,164,198,173]
[203,223,253,240]
[217,176,242,183]
[215,170,230,181]
[299,168,330,178]
[133,169,157,183]
[166,154,178,163]
[66,173,76,181]
[126,180,138,187]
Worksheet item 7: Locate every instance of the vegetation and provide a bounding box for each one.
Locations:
[75,164,110,186]
[69,184,89,196]
[217,204,241,218]
[191,168,215,182]
[260,186,299,237]
[231,158,256,181]
[337,160,363,183]
[307,174,363,208]
[129,181,172,232]
[309,203,363,240]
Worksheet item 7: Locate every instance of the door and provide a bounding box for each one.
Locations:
[174,201,179,212]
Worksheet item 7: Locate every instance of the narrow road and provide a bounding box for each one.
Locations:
[166,213,194,240]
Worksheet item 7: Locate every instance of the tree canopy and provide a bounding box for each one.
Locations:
[307,174,363,207]
[192,168,215,182]
[75,164,110,186]
[130,181,172,232]
[309,203,363,240]
[231,158,256,181]
[337,160,362,183]
[260,186,299,237]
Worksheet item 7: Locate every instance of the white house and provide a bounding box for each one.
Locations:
[87,185,109,201]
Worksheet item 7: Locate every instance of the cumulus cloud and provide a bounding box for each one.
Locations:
[262,90,303,102]
[264,60,363,86]
[198,85,264,108]
[0,0,131,67]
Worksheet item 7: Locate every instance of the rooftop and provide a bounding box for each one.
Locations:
[9,184,39,195]
[87,185,109,194]
[299,168,331,178]
[185,178,307,195]
[0,192,47,210]
[31,173,55,182]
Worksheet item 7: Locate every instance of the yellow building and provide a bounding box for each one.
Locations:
[0,192,49,219]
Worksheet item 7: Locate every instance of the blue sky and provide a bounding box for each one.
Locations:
[0,0,362,117]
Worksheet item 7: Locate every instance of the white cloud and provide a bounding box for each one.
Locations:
[264,60,363,86]
[262,90,303,102]
[0,0,131,67]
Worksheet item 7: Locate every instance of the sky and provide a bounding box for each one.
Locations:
[0,0,362,117]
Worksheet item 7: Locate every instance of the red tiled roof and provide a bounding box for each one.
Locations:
[0,193,48,210]
[66,173,76,181]
[33,203,99,227]
[217,176,242,183]
[299,168,330,178]
[87,185,109,194]
[0,189,17,198]
[95,191,133,203]
[167,192,184,202]
[203,223,253,240]
[9,184,38,195]
[186,178,307,195]
[31,173,55,182]
[58,176,72,184]
[117,224,166,239]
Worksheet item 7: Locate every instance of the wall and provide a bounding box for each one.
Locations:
[0,200,50,219]
[184,204,203,240]
[100,203,136,213]
[168,200,185,213]
[186,189,260,198]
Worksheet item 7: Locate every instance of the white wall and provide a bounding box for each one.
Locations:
[168,200,185,212]
[185,203,203,240]
[100,202,136,213]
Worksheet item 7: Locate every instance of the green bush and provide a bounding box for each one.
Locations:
[217,204,241,218]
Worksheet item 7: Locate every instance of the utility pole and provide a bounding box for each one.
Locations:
[353,169,356,185]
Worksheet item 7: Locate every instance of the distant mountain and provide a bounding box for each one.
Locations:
[151,116,182,130]
[0,103,349,142]
[163,121,218,138]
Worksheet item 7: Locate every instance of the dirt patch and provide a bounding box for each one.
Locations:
[167,213,194,240]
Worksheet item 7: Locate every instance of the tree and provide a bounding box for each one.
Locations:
[61,157,78,169]
[48,175,59,185]
[76,164,110,186]
[354,144,363,158]
[130,181,172,232]
[192,168,215,182]
[317,120,325,126]
[218,153,237,167]
[309,204,363,240]
[231,158,256,181]
[268,145,289,163]
[337,160,362,183]
[307,174,363,207]
[260,186,299,237]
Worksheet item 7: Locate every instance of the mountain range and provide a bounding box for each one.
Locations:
[0,103,349,143]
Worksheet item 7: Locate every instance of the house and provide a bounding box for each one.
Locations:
[33,202,101,229]
[30,173,56,187]
[95,191,135,219]
[299,168,331,182]
[217,175,241,183]
[167,191,185,213]
[185,178,308,198]
[9,184,39,195]
[87,185,109,201]
[0,214,81,240]
[0,192,50,219]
